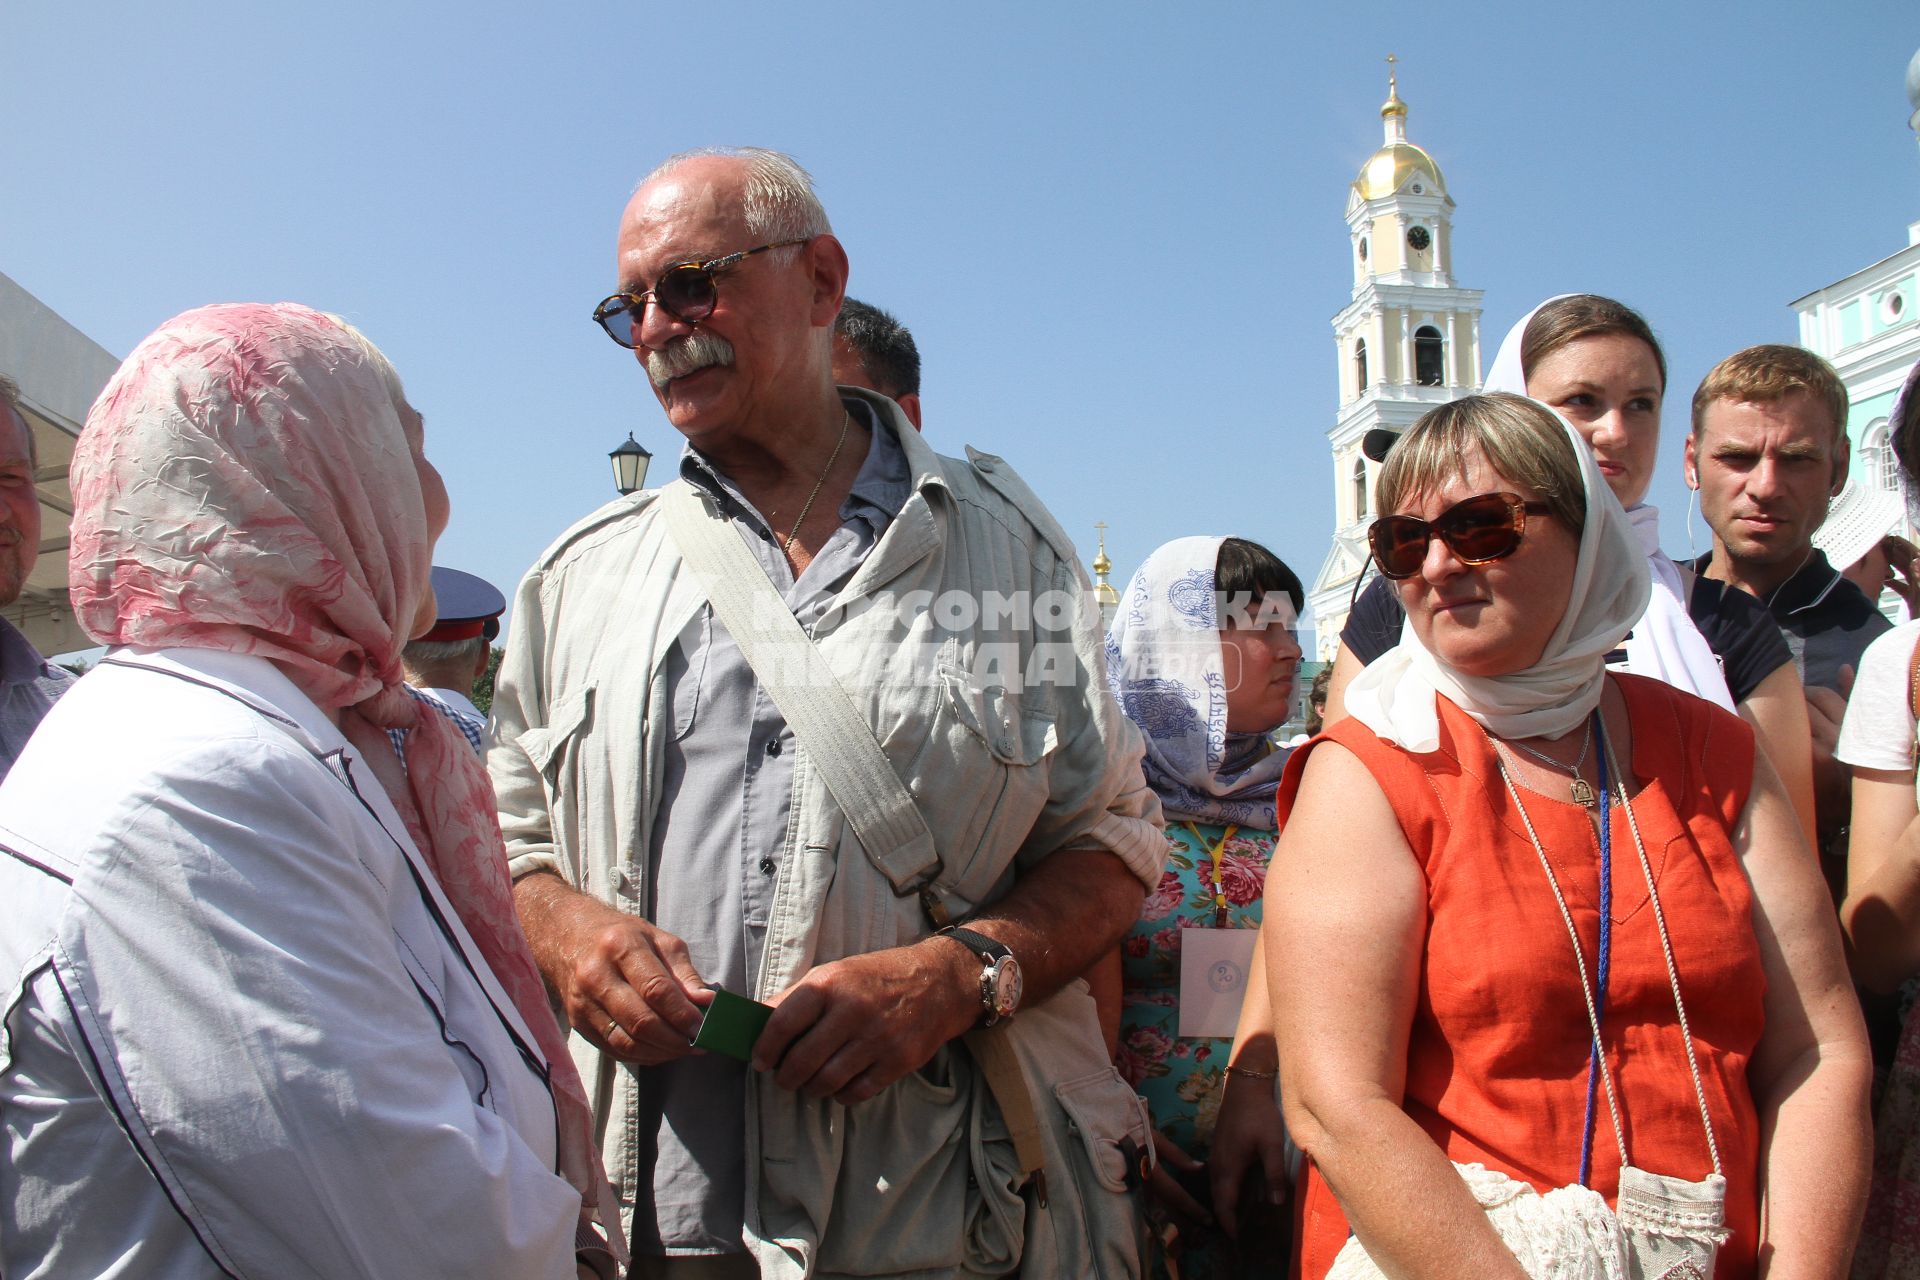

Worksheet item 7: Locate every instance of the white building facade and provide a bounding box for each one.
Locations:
[1792,227,1920,503]
[1307,73,1483,660]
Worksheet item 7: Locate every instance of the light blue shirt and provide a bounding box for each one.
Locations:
[635,400,910,1255]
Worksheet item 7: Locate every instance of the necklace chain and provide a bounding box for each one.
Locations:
[782,411,852,556]
[1498,715,1597,808]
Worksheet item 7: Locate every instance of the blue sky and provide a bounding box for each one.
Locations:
[5,2,1917,650]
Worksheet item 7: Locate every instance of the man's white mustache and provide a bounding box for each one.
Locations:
[648,332,736,388]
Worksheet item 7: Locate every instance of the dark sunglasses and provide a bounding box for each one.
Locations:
[1367,491,1552,580]
[591,237,811,348]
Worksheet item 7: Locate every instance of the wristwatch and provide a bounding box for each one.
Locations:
[937,926,1024,1026]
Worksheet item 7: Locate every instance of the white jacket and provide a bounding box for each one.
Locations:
[0,649,582,1279]
[489,390,1166,1277]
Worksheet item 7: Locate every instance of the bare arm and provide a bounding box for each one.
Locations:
[1739,659,1817,855]
[1806,667,1858,853]
[1840,766,1920,993]
[1267,743,1528,1280]
[1738,745,1873,1278]
[756,848,1146,1104]
[1322,643,1365,729]
[1089,945,1123,1059]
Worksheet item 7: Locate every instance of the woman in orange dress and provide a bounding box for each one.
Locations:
[1265,392,1869,1279]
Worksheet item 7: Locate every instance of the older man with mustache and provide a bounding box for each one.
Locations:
[491,147,1164,1277]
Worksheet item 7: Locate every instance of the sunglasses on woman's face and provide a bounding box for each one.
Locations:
[591,238,811,349]
[1367,491,1553,580]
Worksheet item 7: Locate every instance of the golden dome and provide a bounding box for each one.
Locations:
[1092,524,1119,607]
[1352,141,1446,202]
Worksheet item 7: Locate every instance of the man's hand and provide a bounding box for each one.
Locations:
[1209,1071,1290,1240]
[754,937,980,1106]
[1808,665,1855,845]
[512,871,709,1065]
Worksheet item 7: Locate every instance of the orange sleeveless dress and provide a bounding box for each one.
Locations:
[1280,675,1765,1280]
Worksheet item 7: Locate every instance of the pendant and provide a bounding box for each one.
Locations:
[1569,778,1598,809]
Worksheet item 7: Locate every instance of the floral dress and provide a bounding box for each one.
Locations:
[1118,818,1276,1277]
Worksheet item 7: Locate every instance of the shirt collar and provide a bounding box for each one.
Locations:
[416,686,484,722]
[679,396,912,530]
[1692,547,1843,617]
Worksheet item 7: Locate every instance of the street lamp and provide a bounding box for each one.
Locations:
[610,433,652,496]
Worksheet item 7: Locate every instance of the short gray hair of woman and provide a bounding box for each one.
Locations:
[640,146,834,248]
[1375,392,1587,537]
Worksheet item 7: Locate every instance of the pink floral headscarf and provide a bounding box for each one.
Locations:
[71,303,621,1251]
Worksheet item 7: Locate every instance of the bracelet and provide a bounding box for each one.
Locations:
[1225,1065,1278,1080]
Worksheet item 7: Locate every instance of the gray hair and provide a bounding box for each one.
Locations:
[641,146,833,247]
[404,635,487,667]
[0,374,37,471]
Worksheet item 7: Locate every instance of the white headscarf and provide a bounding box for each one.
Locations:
[1105,536,1291,829]
[1344,401,1652,752]
[1483,297,1735,711]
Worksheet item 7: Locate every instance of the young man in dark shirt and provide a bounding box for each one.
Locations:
[1685,344,1889,860]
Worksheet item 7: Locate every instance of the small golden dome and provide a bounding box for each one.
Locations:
[1352,141,1446,202]
[1092,524,1119,607]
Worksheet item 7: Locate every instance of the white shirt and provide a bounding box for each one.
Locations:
[0,648,580,1279]
[1836,619,1920,793]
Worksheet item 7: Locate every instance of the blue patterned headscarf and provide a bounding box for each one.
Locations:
[1104,536,1289,830]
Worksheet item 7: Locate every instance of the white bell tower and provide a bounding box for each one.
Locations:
[1308,59,1484,659]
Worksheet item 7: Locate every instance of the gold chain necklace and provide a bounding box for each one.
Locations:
[782,411,852,556]
[1497,715,1598,808]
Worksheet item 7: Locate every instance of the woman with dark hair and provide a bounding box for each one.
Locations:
[1098,535,1303,1276]
[0,304,620,1277]
[1273,392,1868,1280]
[1835,359,1920,1277]
[1329,295,1815,843]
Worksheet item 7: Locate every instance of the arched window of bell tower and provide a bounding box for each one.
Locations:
[1414,326,1444,387]
[1350,455,1369,522]
[1354,339,1369,395]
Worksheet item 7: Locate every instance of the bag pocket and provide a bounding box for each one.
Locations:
[814,1045,986,1276]
[1051,1068,1153,1276]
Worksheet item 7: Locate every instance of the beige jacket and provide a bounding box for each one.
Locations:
[490,390,1165,1277]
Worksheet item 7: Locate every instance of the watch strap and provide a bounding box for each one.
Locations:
[938,925,1011,963]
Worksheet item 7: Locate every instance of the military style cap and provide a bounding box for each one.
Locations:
[421,566,505,643]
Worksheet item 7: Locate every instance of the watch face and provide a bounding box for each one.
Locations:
[991,957,1024,1018]
[1407,225,1431,252]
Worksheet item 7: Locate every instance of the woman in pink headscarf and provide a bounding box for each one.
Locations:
[0,304,622,1278]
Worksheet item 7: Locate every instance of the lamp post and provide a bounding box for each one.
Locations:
[610,433,652,496]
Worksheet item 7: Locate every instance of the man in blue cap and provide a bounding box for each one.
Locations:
[402,565,505,753]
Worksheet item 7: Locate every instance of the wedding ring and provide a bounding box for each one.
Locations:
[605,1018,621,1041]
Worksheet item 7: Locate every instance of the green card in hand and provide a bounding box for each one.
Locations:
[691,987,775,1064]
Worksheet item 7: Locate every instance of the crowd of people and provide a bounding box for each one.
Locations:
[1,143,1918,1280]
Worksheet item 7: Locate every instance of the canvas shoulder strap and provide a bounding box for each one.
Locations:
[659,481,944,906]
[660,480,1049,1189]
